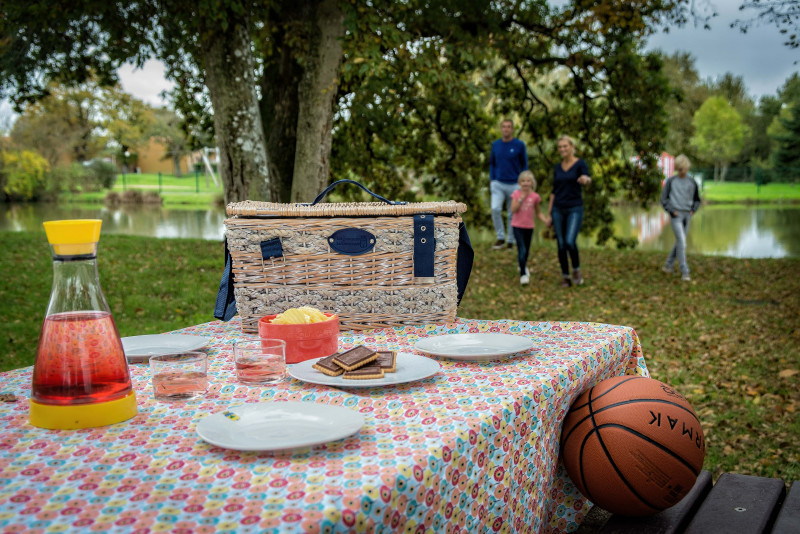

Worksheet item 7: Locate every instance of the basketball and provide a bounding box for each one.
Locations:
[561,375,705,516]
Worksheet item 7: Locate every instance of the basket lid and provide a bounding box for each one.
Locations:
[226,200,468,217]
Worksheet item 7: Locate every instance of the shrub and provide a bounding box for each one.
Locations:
[120,190,143,203]
[0,150,51,201]
[105,191,121,205]
[142,191,162,204]
[85,160,117,190]
[48,164,87,195]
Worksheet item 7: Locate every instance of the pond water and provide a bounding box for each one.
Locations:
[1,202,798,259]
[1,203,227,241]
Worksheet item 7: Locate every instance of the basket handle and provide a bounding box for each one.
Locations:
[308,179,406,205]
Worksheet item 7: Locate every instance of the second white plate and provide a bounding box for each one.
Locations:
[122,334,210,363]
[414,333,534,361]
[289,352,440,388]
[196,401,364,451]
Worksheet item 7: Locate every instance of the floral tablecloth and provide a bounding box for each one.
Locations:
[0,318,647,534]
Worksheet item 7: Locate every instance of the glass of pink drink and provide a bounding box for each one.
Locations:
[149,352,208,401]
[233,339,286,385]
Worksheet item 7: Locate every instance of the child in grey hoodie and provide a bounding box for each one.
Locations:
[661,154,701,281]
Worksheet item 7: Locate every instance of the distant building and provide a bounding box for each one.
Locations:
[631,152,675,185]
[136,138,191,175]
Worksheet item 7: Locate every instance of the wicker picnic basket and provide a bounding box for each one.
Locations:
[221,180,471,333]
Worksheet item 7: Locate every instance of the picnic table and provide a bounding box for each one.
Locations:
[0,318,647,533]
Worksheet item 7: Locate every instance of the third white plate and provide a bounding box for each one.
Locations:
[196,401,364,451]
[289,352,440,388]
[414,333,534,361]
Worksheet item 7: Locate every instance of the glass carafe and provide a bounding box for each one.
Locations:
[30,220,137,429]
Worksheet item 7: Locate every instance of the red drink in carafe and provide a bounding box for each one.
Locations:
[32,311,133,405]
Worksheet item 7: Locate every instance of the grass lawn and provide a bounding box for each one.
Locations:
[1,230,797,483]
[63,172,223,209]
[702,181,800,203]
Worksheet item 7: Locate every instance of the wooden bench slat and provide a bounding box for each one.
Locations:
[683,473,786,534]
[599,470,712,534]
[771,481,799,534]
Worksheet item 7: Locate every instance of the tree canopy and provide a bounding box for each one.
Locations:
[771,99,800,173]
[1,0,703,241]
[691,96,747,181]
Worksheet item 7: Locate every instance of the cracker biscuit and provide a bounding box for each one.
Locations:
[312,353,344,376]
[342,363,384,380]
[375,351,397,373]
[332,346,377,371]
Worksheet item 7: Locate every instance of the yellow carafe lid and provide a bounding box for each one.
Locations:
[43,219,102,255]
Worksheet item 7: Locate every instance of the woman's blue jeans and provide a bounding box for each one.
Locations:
[551,205,583,276]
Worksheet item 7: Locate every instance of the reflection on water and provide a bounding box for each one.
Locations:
[2,202,798,258]
[613,205,800,259]
[1,203,227,241]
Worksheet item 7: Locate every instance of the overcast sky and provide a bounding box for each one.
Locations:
[646,1,797,100]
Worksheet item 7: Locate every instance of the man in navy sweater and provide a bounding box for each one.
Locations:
[490,119,528,249]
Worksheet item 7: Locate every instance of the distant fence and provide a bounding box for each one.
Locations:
[116,170,222,194]
[694,167,800,184]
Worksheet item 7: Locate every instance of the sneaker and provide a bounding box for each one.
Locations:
[506,243,514,249]
[520,274,530,285]
[560,277,572,288]
[681,274,692,282]
[492,239,505,250]
[662,265,673,274]
[571,269,584,286]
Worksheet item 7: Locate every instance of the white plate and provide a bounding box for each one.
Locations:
[122,334,211,363]
[289,352,440,388]
[414,333,534,361]
[196,401,364,451]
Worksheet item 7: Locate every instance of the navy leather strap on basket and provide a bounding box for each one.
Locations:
[413,214,435,282]
[213,239,237,321]
[456,222,474,305]
[307,179,406,206]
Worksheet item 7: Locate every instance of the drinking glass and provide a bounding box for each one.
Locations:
[149,352,209,401]
[233,339,286,385]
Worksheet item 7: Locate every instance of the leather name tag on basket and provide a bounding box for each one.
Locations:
[327,229,376,255]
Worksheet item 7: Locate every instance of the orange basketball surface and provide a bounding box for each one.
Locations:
[561,375,706,516]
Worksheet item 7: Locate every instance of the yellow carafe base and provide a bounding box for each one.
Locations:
[29,390,138,429]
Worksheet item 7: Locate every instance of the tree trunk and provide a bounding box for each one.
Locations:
[290,0,345,202]
[260,2,308,203]
[198,16,270,203]
[172,154,183,177]
[720,163,728,182]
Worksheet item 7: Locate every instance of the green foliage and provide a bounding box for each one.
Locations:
[9,82,108,166]
[45,161,117,196]
[691,96,747,179]
[771,99,800,174]
[102,86,157,158]
[0,150,50,200]
[47,163,88,195]
[333,1,676,238]
[85,160,118,189]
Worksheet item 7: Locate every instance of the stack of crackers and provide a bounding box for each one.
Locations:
[312,346,397,380]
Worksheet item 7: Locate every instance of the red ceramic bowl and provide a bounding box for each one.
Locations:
[258,313,339,364]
